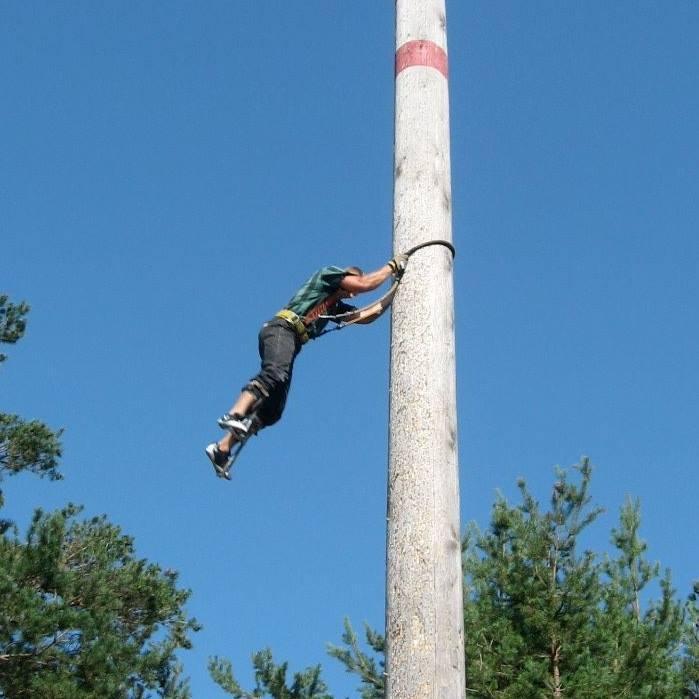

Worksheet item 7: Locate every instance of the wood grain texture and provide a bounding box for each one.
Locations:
[386,2,465,698]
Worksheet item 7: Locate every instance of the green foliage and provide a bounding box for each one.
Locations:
[209,620,385,699]
[0,413,63,485]
[463,458,685,698]
[327,619,384,699]
[0,298,199,697]
[0,295,30,364]
[0,504,200,698]
[600,499,684,697]
[221,460,696,698]
[683,582,699,698]
[208,650,331,699]
[463,458,604,697]
[1,294,64,512]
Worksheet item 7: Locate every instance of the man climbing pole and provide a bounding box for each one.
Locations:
[205,253,409,479]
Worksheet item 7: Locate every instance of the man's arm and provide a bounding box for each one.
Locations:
[340,252,409,295]
[340,265,394,294]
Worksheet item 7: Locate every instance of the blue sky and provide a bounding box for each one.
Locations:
[3,1,699,696]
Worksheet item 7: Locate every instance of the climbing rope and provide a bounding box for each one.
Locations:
[318,239,456,332]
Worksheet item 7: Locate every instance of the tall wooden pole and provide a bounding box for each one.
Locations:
[386,1,465,698]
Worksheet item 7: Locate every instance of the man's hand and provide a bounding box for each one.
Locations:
[387,253,409,276]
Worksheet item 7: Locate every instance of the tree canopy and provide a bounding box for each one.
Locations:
[215,460,698,699]
[0,297,199,698]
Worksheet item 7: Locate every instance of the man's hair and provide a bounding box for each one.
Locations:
[345,266,362,276]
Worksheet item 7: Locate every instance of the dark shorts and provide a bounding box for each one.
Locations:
[245,318,302,427]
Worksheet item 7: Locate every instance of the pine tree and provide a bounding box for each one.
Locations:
[223,460,693,698]
[327,619,384,699]
[463,459,604,697]
[0,506,199,698]
[208,650,332,699]
[600,498,684,697]
[208,621,386,699]
[0,296,63,517]
[0,297,199,697]
[0,295,30,364]
[682,582,699,698]
[462,459,687,698]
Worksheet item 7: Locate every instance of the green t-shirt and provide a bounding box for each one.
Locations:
[284,266,355,339]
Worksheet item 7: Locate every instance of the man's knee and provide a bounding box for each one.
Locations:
[242,378,270,403]
[256,394,286,427]
[243,369,289,404]
[254,366,290,395]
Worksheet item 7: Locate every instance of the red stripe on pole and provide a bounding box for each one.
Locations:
[395,39,448,79]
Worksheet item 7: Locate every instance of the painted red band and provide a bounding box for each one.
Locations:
[395,39,448,79]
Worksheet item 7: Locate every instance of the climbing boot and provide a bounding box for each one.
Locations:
[217,413,252,438]
[205,443,232,480]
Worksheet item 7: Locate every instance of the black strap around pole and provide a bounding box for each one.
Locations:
[404,239,456,259]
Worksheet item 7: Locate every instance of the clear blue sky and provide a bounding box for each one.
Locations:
[3,2,699,696]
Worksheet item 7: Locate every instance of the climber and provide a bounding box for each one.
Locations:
[205,254,409,478]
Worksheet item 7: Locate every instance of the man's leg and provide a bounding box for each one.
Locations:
[216,429,238,455]
[213,321,298,456]
[217,380,267,434]
[216,407,267,453]
[225,390,257,420]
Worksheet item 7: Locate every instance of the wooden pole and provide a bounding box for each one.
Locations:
[386,1,465,698]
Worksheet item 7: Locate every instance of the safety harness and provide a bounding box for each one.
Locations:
[275,239,455,342]
[274,308,310,343]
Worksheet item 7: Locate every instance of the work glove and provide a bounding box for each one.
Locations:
[387,253,409,277]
